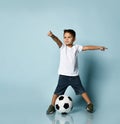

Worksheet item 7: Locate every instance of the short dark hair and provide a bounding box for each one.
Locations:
[64,29,76,38]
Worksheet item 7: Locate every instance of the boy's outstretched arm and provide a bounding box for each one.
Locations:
[48,31,62,48]
[82,45,108,51]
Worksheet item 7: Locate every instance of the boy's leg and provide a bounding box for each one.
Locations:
[47,75,68,114]
[81,92,91,104]
[46,94,59,114]
[81,92,94,113]
[51,94,59,106]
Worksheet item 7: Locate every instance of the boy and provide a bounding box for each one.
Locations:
[46,29,107,114]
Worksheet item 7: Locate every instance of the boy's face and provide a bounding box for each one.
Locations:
[64,32,75,46]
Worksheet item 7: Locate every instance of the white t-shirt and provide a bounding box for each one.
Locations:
[58,44,83,76]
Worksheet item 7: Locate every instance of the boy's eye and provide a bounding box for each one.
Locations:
[64,37,70,38]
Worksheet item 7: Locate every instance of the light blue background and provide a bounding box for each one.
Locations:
[0,0,120,124]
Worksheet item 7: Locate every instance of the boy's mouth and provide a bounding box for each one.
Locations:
[65,41,70,43]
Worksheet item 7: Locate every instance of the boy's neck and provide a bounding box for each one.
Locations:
[66,44,73,48]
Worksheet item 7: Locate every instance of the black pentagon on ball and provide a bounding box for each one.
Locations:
[63,103,69,109]
[56,104,60,110]
[59,96,64,100]
[68,96,72,101]
[61,112,67,114]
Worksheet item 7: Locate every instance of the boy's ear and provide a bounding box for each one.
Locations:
[73,37,76,42]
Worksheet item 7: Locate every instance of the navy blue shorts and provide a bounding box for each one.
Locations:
[54,75,86,95]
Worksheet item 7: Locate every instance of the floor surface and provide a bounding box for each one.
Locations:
[0,85,119,124]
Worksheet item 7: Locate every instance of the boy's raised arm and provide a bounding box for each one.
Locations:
[48,31,62,48]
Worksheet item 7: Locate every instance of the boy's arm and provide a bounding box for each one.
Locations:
[82,45,108,51]
[48,31,62,48]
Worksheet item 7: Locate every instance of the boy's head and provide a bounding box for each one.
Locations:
[63,29,76,46]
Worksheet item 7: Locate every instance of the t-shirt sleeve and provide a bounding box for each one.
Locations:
[60,43,65,50]
[77,45,83,52]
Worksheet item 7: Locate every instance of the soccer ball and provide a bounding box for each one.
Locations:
[55,95,73,114]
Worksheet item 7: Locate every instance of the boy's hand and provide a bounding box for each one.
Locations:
[99,46,108,51]
[48,31,53,37]
[47,30,62,48]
